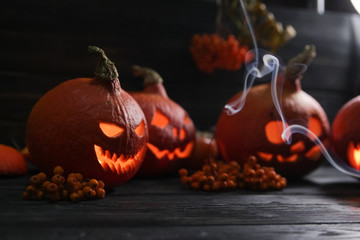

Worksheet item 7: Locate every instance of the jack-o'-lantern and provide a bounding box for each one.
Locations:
[26,47,148,188]
[332,96,360,170]
[215,45,330,178]
[130,66,196,177]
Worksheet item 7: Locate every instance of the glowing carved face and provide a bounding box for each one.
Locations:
[146,109,194,160]
[257,117,323,163]
[95,120,147,175]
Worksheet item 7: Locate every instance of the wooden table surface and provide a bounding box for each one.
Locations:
[2,1,360,239]
[1,165,360,239]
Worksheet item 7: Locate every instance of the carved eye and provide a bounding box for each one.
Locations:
[99,122,124,138]
[135,120,145,137]
[308,117,322,141]
[265,120,287,144]
[151,109,169,128]
[179,129,186,140]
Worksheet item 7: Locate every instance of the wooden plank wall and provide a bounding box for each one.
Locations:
[1,0,359,148]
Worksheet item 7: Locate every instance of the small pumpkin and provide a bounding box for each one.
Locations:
[130,66,196,177]
[215,45,330,178]
[331,96,360,170]
[0,144,28,176]
[184,131,219,170]
[26,47,148,188]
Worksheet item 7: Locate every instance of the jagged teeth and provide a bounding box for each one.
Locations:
[94,145,139,175]
[99,149,135,163]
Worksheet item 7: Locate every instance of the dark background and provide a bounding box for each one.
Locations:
[1,0,360,149]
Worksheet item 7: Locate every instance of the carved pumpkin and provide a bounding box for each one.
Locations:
[331,96,360,170]
[215,45,330,178]
[26,47,148,188]
[130,66,196,177]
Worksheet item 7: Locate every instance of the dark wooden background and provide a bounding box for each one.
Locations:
[2,1,360,239]
[1,0,360,148]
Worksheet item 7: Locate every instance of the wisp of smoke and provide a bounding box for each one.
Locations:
[223,0,360,178]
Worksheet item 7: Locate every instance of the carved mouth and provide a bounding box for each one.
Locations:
[94,145,146,175]
[257,144,322,163]
[146,142,194,160]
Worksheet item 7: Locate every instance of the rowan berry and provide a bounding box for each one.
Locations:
[178,168,188,176]
[95,188,106,199]
[88,179,99,190]
[46,183,59,193]
[69,192,81,202]
[52,174,65,185]
[53,165,64,175]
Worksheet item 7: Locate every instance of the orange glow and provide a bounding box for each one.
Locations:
[146,142,194,160]
[308,117,322,141]
[99,122,124,138]
[305,145,321,160]
[257,152,273,161]
[347,142,360,170]
[94,144,146,175]
[290,141,305,153]
[151,109,169,128]
[175,142,194,158]
[265,121,287,144]
[173,128,178,139]
[135,120,145,137]
[179,129,186,141]
[277,154,298,163]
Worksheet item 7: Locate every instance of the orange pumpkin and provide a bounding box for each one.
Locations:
[331,96,360,171]
[184,132,219,170]
[0,144,28,176]
[215,45,330,178]
[130,66,196,177]
[26,47,148,188]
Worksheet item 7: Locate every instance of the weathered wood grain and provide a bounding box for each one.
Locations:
[3,224,360,240]
[1,167,360,240]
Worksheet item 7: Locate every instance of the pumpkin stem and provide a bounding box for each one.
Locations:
[132,65,168,97]
[132,65,163,85]
[285,45,316,82]
[88,46,119,82]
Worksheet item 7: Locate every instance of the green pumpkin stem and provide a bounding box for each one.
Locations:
[285,45,316,82]
[88,46,119,82]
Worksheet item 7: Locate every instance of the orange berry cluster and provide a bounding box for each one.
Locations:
[179,156,287,191]
[22,166,105,202]
[190,33,249,73]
